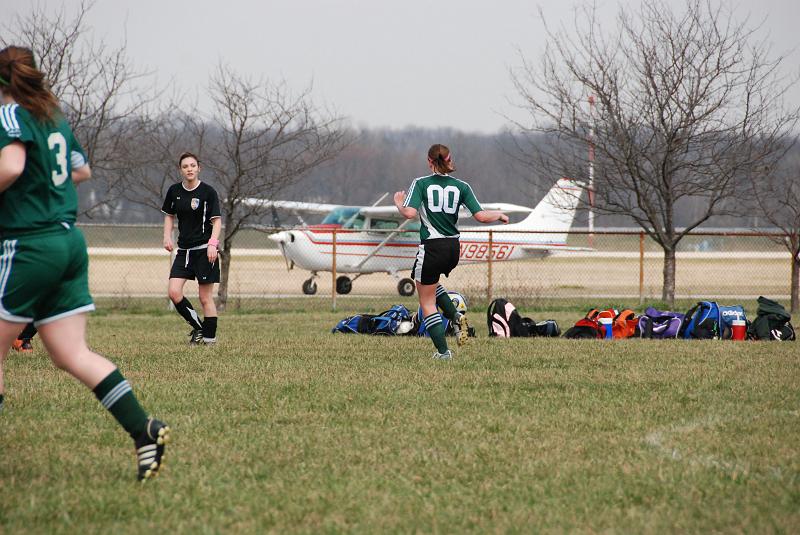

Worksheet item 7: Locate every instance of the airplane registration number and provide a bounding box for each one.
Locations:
[459,243,515,260]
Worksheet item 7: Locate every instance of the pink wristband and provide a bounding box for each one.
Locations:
[208,238,220,247]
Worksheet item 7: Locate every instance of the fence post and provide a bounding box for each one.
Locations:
[331,228,337,312]
[488,229,493,303]
[639,231,645,305]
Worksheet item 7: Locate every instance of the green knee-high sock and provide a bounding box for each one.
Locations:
[436,285,459,321]
[424,313,449,353]
[93,369,149,439]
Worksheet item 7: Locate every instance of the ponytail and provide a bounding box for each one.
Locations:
[427,143,456,174]
[0,46,59,123]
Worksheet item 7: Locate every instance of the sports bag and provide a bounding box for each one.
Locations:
[747,296,796,341]
[533,319,561,337]
[332,305,412,335]
[638,307,684,339]
[563,308,637,339]
[718,305,748,339]
[332,314,377,334]
[681,301,720,339]
[562,308,606,339]
[487,298,537,337]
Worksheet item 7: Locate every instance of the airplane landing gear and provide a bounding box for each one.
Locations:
[302,278,318,295]
[397,278,415,297]
[336,275,352,295]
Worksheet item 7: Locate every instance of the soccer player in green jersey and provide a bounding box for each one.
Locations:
[394,144,509,359]
[0,46,170,481]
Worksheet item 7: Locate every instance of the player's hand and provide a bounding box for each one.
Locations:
[498,213,510,224]
[207,245,218,263]
[163,238,173,252]
[393,191,406,207]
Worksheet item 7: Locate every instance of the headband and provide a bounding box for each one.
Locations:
[428,153,452,163]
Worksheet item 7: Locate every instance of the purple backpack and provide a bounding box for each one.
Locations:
[638,307,685,339]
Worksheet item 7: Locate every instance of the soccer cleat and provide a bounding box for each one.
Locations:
[432,349,453,360]
[201,338,217,346]
[188,329,203,345]
[455,314,470,347]
[12,339,33,353]
[135,417,171,481]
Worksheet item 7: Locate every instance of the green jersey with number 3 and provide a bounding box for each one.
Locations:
[403,173,483,241]
[0,104,86,234]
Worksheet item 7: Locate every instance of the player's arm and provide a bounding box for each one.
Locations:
[72,164,91,183]
[0,142,26,193]
[207,216,221,262]
[394,179,421,219]
[394,191,418,219]
[162,215,175,252]
[473,210,509,224]
[461,182,509,224]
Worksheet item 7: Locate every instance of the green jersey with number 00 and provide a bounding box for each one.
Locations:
[0,103,86,234]
[403,173,483,241]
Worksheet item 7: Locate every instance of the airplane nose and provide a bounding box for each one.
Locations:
[269,231,288,244]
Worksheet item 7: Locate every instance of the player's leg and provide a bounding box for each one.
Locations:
[413,242,450,358]
[436,284,469,346]
[12,322,37,352]
[168,276,203,342]
[197,283,217,344]
[37,313,170,481]
[195,250,220,344]
[418,282,449,358]
[0,320,26,412]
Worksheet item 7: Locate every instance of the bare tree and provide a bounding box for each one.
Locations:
[511,0,798,306]
[2,1,156,217]
[750,149,800,312]
[204,65,350,308]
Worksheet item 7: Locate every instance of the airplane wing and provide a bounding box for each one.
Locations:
[239,198,344,214]
[358,203,536,219]
[241,198,536,219]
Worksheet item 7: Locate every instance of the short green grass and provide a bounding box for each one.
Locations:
[2,305,799,534]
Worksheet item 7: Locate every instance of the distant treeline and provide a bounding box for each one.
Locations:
[79,126,796,229]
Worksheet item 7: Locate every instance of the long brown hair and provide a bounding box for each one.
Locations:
[0,46,59,123]
[428,144,455,174]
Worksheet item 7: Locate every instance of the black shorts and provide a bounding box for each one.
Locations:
[170,248,220,284]
[411,238,460,285]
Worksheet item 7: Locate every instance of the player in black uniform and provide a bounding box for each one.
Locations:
[11,322,36,352]
[162,152,222,345]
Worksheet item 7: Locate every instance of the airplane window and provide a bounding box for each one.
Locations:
[343,215,365,229]
[370,219,400,230]
[321,207,360,225]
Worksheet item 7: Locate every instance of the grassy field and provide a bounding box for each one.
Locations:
[2,303,799,533]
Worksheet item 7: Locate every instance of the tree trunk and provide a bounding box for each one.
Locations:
[218,237,233,312]
[661,246,676,308]
[791,249,799,314]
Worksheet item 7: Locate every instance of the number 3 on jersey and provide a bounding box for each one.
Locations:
[47,132,68,186]
[426,185,460,214]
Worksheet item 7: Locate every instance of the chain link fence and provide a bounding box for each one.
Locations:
[80,223,795,307]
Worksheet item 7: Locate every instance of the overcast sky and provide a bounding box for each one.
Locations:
[6,0,800,133]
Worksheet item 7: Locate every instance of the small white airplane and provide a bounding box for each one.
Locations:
[243,178,587,296]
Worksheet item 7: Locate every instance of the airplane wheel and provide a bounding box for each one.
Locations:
[302,278,318,295]
[336,276,352,295]
[398,278,415,296]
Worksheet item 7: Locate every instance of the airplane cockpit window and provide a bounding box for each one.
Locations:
[370,219,401,230]
[343,214,366,229]
[369,219,421,235]
[321,207,360,226]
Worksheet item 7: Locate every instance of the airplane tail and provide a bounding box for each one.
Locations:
[507,178,583,243]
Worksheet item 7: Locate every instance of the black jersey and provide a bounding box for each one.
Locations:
[161,181,222,249]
